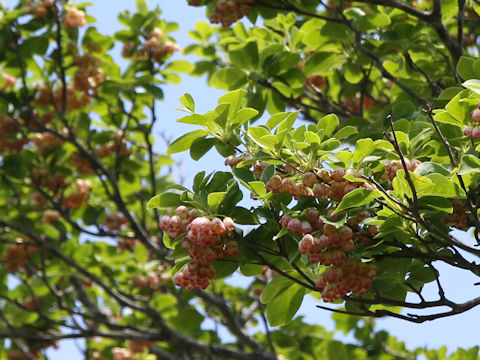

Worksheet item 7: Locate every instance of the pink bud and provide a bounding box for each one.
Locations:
[331,168,345,182]
[301,221,312,234]
[316,169,331,182]
[280,214,292,227]
[473,126,480,139]
[159,215,171,231]
[302,172,317,187]
[175,205,189,219]
[339,226,353,241]
[223,217,235,231]
[287,218,302,234]
[299,234,314,253]
[472,108,480,123]
[280,178,295,193]
[313,183,330,198]
[323,224,337,236]
[266,174,282,192]
[211,217,226,234]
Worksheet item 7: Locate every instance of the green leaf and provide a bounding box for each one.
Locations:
[304,52,344,76]
[458,154,480,175]
[445,93,465,122]
[277,111,299,135]
[305,131,321,144]
[352,138,375,164]
[212,260,239,279]
[147,193,181,209]
[231,206,258,224]
[248,126,277,150]
[261,276,293,303]
[432,110,462,126]
[418,196,453,213]
[240,263,264,276]
[230,108,259,124]
[218,89,246,118]
[266,112,290,130]
[317,114,339,137]
[357,13,391,31]
[207,192,227,212]
[143,84,164,99]
[424,173,465,198]
[457,56,476,80]
[344,62,363,84]
[437,87,462,101]
[326,340,349,360]
[248,181,266,197]
[167,130,209,154]
[136,0,148,13]
[190,137,216,160]
[463,79,480,95]
[165,60,194,73]
[20,37,49,57]
[134,244,148,264]
[233,167,256,183]
[178,93,195,113]
[334,126,358,139]
[266,283,305,327]
[407,266,436,284]
[414,162,451,176]
[229,41,259,71]
[210,68,248,90]
[333,189,381,214]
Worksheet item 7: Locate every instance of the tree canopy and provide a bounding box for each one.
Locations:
[0,0,479,359]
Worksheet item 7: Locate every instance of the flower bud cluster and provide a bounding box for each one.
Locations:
[443,200,468,230]
[315,261,378,302]
[280,206,378,302]
[297,223,354,265]
[35,85,91,112]
[30,170,67,193]
[131,270,170,290]
[209,0,255,27]
[111,347,133,360]
[63,7,87,29]
[123,28,179,63]
[27,0,56,18]
[33,132,63,154]
[0,115,28,154]
[73,54,105,96]
[69,152,94,174]
[42,209,61,224]
[95,131,130,158]
[1,73,16,91]
[2,240,38,273]
[381,159,421,183]
[160,206,238,289]
[267,168,368,202]
[305,74,327,90]
[347,211,379,245]
[225,155,252,167]
[128,340,155,354]
[103,213,129,232]
[463,104,480,139]
[140,28,179,62]
[225,155,269,180]
[62,179,92,208]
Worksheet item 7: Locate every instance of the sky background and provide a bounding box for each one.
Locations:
[2,0,480,358]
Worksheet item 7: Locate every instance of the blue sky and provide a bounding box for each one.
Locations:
[2,0,480,357]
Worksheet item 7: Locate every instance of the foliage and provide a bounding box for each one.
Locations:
[0,0,479,359]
